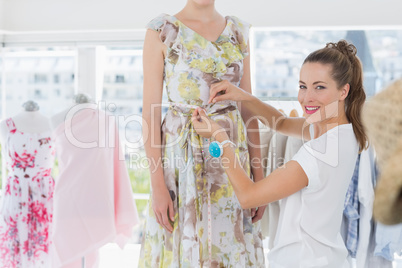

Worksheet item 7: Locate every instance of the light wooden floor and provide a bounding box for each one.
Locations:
[98,242,402,268]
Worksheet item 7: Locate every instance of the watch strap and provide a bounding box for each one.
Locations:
[220,140,236,147]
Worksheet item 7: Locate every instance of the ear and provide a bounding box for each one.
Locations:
[339,83,350,101]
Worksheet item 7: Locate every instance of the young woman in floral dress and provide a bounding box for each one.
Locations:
[139,0,265,267]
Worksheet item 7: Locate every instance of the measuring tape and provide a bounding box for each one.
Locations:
[167,101,215,264]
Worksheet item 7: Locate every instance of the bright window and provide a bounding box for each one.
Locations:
[2,47,76,117]
[253,28,402,99]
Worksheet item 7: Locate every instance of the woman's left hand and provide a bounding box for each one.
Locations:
[252,205,267,223]
[191,108,224,139]
[208,80,252,104]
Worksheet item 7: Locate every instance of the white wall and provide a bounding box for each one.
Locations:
[0,0,4,30]
[1,0,402,32]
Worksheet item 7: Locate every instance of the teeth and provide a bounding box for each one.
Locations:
[306,107,319,111]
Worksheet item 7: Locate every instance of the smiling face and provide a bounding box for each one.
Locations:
[298,62,349,124]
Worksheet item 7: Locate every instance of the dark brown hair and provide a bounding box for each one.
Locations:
[303,39,368,152]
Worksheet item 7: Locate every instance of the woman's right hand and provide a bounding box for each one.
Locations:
[151,184,175,233]
[208,80,252,104]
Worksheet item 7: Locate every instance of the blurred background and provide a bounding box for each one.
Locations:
[0,0,401,266]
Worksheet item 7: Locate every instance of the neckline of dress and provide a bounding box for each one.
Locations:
[171,14,230,43]
[8,118,51,136]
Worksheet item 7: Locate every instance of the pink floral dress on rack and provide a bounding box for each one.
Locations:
[0,118,55,268]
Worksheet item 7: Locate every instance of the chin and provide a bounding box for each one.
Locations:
[193,0,215,5]
[305,111,323,124]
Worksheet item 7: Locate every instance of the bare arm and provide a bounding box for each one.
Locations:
[238,94,310,140]
[142,29,174,232]
[238,53,266,222]
[191,111,308,209]
[221,138,308,209]
[209,81,311,141]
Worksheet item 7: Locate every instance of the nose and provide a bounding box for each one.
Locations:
[299,88,315,104]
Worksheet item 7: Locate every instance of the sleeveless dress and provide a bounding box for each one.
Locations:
[139,14,265,267]
[0,118,55,268]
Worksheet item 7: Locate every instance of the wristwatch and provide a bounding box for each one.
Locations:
[209,140,236,158]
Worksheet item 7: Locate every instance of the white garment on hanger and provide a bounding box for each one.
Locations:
[259,124,274,238]
[355,146,375,267]
[266,132,288,248]
[284,136,304,162]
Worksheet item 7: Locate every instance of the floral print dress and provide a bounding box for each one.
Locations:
[0,118,55,268]
[139,14,265,267]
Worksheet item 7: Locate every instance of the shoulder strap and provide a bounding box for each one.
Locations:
[146,14,179,48]
[227,16,251,57]
[5,118,17,133]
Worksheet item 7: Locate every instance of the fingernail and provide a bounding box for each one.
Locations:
[212,99,216,103]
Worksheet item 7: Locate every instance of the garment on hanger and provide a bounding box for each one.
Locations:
[342,146,394,267]
[51,104,138,267]
[259,125,274,238]
[288,108,299,118]
[261,106,303,241]
[260,110,304,241]
[343,154,360,258]
[284,136,303,163]
[259,123,274,178]
[262,134,303,244]
[374,222,402,261]
[283,108,303,163]
[265,132,288,248]
[0,118,55,268]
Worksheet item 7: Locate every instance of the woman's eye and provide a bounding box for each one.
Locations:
[299,85,306,89]
[316,86,326,90]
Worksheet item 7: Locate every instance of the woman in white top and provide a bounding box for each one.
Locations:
[191,40,368,267]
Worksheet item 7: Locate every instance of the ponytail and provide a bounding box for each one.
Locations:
[304,40,368,152]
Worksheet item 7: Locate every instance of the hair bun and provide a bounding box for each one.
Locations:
[326,40,357,63]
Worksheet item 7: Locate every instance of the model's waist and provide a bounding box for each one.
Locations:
[165,100,238,116]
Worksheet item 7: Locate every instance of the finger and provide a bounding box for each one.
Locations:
[192,108,199,118]
[209,90,225,103]
[252,212,260,223]
[168,200,175,222]
[191,110,200,124]
[252,207,265,223]
[197,108,207,117]
[210,95,226,103]
[162,212,173,233]
[160,223,169,232]
[209,82,226,103]
[192,108,208,124]
[252,216,259,223]
[251,208,256,217]
[153,208,162,225]
[155,213,166,229]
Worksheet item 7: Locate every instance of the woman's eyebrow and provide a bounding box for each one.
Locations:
[313,81,327,85]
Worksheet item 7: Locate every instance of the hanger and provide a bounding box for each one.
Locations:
[289,109,299,117]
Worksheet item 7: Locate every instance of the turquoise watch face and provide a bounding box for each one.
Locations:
[209,141,222,158]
